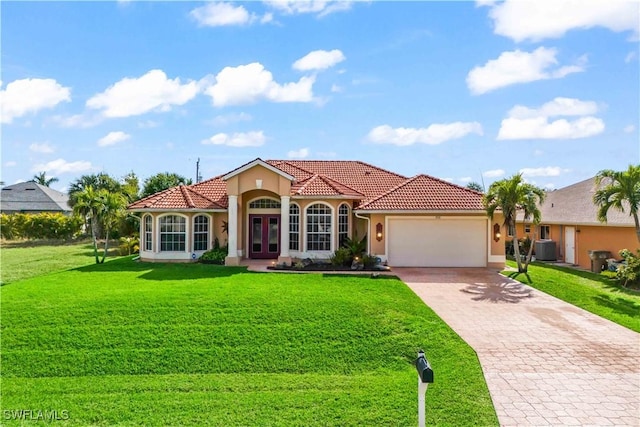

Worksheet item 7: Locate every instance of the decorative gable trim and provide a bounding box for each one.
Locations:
[222,158,295,182]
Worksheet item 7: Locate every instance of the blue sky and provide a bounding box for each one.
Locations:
[2,0,638,193]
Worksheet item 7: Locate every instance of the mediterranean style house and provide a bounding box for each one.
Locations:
[514,177,639,270]
[128,158,506,268]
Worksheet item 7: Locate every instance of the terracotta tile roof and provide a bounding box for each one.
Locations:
[128,184,226,210]
[291,174,364,198]
[267,160,407,200]
[189,176,228,208]
[520,177,635,226]
[356,174,485,211]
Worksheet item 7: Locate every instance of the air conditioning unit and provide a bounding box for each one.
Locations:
[535,240,557,261]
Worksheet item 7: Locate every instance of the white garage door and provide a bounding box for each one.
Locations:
[387,217,487,267]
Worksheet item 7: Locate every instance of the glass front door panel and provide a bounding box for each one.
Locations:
[268,217,279,253]
[252,217,262,253]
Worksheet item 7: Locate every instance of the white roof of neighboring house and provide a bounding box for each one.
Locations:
[0,182,71,213]
[524,177,635,227]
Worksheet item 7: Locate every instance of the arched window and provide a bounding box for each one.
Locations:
[249,198,281,209]
[306,203,332,251]
[159,215,186,252]
[143,214,153,251]
[289,204,300,251]
[193,215,209,251]
[338,203,349,247]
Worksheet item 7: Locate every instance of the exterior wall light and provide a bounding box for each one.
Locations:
[256,179,263,189]
[376,222,383,241]
[493,223,501,242]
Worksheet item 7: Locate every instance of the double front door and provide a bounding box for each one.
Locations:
[249,215,279,259]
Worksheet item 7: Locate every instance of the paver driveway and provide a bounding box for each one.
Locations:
[395,268,639,427]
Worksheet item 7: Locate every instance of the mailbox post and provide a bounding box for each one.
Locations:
[415,350,433,427]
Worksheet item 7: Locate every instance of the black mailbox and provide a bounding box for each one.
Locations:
[415,350,434,383]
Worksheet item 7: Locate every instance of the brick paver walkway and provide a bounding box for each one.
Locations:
[395,268,639,427]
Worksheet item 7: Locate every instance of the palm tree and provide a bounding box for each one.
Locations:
[483,173,546,276]
[99,191,127,263]
[32,171,59,187]
[593,165,640,243]
[72,186,103,264]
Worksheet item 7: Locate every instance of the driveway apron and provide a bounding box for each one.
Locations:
[395,268,639,427]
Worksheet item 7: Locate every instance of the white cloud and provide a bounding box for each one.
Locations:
[544,183,556,190]
[330,84,342,93]
[190,2,256,27]
[534,149,544,156]
[498,116,604,140]
[210,112,253,126]
[466,47,586,95]
[29,142,55,153]
[459,177,472,183]
[483,169,505,178]
[98,131,131,147]
[49,112,103,128]
[443,177,454,183]
[4,161,17,167]
[519,166,569,177]
[1,78,71,124]
[485,0,639,42]
[138,120,160,129]
[287,148,310,158]
[293,49,345,71]
[264,1,354,18]
[498,97,604,140]
[625,51,638,63]
[201,131,266,147]
[507,97,599,119]
[31,158,93,175]
[367,122,483,146]
[87,69,199,118]
[204,62,315,106]
[624,124,636,133]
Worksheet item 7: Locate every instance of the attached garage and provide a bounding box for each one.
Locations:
[387,217,487,267]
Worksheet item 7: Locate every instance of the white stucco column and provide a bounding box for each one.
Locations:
[279,196,290,260]
[226,195,239,265]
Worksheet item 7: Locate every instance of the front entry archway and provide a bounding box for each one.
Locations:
[249,214,280,259]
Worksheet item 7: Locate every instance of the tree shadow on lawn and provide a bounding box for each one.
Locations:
[533,262,638,296]
[592,294,640,318]
[73,256,248,281]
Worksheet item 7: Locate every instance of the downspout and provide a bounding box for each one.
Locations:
[354,211,371,255]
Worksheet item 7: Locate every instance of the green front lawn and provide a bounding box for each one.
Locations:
[506,261,640,332]
[1,258,497,426]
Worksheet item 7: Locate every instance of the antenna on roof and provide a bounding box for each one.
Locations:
[480,170,486,192]
[196,158,202,183]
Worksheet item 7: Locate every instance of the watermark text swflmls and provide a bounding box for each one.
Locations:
[3,409,70,421]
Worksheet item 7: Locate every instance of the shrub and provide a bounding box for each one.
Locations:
[616,249,640,288]
[119,235,140,256]
[342,235,367,259]
[362,254,379,268]
[1,212,83,240]
[330,247,352,266]
[200,246,228,264]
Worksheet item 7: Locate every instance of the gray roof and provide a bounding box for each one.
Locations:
[0,182,71,213]
[528,177,634,227]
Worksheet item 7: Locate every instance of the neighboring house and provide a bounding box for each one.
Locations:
[514,177,639,270]
[0,182,71,214]
[128,158,506,267]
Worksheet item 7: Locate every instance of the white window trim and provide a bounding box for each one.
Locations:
[143,214,153,252]
[289,203,300,252]
[247,196,281,210]
[192,213,212,252]
[337,203,350,248]
[304,202,334,253]
[158,213,189,252]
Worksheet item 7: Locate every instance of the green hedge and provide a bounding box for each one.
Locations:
[0,212,83,240]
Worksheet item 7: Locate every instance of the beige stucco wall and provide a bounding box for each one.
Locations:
[225,165,291,197]
[366,212,503,267]
[513,222,638,270]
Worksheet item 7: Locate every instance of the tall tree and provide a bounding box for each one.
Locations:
[72,186,103,264]
[121,171,140,203]
[593,165,640,243]
[466,182,484,192]
[99,191,128,263]
[483,173,546,277]
[68,173,121,207]
[141,172,192,198]
[32,171,59,187]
